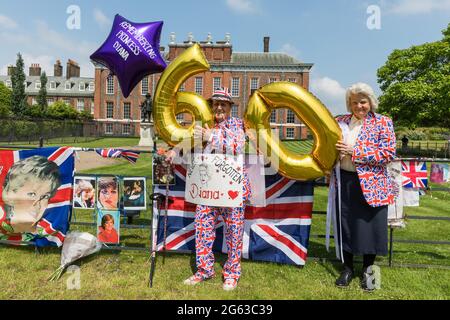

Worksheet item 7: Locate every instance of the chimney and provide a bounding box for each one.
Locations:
[7,65,16,76]
[263,36,270,53]
[54,60,63,77]
[29,63,41,76]
[66,59,80,79]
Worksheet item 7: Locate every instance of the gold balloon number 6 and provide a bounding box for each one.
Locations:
[153,43,341,180]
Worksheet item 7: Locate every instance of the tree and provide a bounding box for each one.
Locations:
[10,53,28,116]
[377,23,450,128]
[36,71,48,111]
[0,82,12,118]
[45,101,79,120]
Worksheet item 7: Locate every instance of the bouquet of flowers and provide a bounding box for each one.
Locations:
[48,231,102,281]
[153,148,175,185]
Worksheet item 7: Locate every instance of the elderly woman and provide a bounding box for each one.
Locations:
[327,83,396,291]
[166,87,251,291]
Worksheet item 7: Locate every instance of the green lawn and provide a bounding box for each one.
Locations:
[0,138,449,300]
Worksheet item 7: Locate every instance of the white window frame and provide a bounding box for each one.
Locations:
[288,78,297,83]
[105,123,113,135]
[77,99,85,112]
[32,98,37,106]
[176,113,184,123]
[195,77,203,95]
[106,102,114,119]
[213,77,222,90]
[35,81,41,90]
[231,77,240,97]
[89,82,95,91]
[179,83,185,92]
[47,98,54,106]
[141,77,149,95]
[49,81,56,90]
[106,75,114,95]
[286,127,295,139]
[270,110,276,123]
[231,105,239,118]
[63,98,71,105]
[250,77,259,90]
[79,82,86,91]
[65,82,71,90]
[5,80,12,88]
[122,124,131,135]
[269,77,278,83]
[91,99,95,114]
[287,109,295,124]
[123,102,131,119]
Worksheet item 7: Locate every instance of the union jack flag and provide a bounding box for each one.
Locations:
[0,147,75,247]
[401,160,428,188]
[153,165,313,265]
[95,148,140,164]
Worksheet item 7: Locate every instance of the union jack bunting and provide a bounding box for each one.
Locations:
[153,165,313,265]
[0,147,75,247]
[95,148,140,164]
[401,160,428,188]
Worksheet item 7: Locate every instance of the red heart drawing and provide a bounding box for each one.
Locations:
[228,190,239,200]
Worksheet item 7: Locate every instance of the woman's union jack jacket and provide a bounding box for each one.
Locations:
[336,112,397,207]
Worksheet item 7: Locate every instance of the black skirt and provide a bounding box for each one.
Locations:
[335,169,388,256]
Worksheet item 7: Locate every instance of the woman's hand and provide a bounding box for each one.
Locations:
[336,140,354,158]
[194,123,212,142]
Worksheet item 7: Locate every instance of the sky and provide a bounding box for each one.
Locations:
[0,0,449,114]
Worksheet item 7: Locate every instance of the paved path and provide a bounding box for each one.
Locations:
[74,145,153,171]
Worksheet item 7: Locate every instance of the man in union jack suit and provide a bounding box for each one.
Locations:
[167,87,251,291]
[327,83,397,291]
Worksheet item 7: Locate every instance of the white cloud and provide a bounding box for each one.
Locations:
[0,14,18,29]
[386,0,450,15]
[310,75,347,116]
[93,8,112,29]
[279,43,301,59]
[226,0,261,14]
[35,20,96,58]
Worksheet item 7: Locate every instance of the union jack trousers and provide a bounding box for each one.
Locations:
[195,175,251,281]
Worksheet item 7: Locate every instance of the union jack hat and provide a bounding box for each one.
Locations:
[208,87,234,105]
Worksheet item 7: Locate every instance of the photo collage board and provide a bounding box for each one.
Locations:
[72,175,148,245]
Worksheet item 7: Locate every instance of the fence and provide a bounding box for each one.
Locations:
[0,145,449,278]
[397,141,450,158]
[0,118,142,144]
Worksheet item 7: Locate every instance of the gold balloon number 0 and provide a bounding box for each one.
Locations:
[153,44,341,180]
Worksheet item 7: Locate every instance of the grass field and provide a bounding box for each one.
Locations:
[0,138,449,300]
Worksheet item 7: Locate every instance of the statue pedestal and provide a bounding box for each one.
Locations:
[139,122,154,148]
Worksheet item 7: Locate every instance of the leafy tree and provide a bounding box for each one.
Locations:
[0,82,12,118]
[45,101,79,120]
[36,71,48,111]
[377,23,450,128]
[10,53,28,116]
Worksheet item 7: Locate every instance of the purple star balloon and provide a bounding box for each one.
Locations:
[90,14,167,98]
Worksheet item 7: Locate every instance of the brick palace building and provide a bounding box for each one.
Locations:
[93,34,314,139]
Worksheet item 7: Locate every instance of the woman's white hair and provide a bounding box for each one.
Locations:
[345,82,378,113]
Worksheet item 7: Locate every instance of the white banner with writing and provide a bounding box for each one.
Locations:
[185,153,244,208]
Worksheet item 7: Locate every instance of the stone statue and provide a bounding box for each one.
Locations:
[140,93,153,123]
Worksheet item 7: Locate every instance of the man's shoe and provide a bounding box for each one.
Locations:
[223,278,238,291]
[183,273,214,286]
[335,269,353,287]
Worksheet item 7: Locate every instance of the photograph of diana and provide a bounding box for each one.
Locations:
[73,176,96,209]
[97,210,120,244]
[97,176,119,210]
[123,177,147,210]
